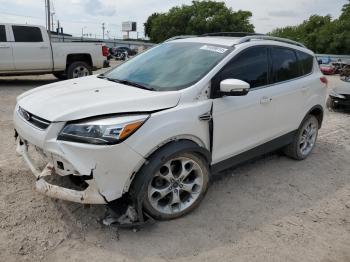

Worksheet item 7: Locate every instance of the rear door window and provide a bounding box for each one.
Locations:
[0,25,6,42]
[12,26,43,42]
[271,47,300,83]
[296,51,314,75]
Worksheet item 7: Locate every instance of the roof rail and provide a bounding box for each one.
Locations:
[201,32,262,37]
[236,35,306,48]
[164,35,197,42]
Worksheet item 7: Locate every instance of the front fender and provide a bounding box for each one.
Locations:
[125,100,212,160]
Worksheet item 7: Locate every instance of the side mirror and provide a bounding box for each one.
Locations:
[220,79,250,96]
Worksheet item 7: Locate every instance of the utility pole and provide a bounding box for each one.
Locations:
[81,26,87,40]
[46,0,51,38]
[56,20,60,33]
[102,22,105,40]
[51,12,55,32]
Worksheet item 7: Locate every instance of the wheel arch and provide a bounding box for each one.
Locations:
[145,139,212,164]
[305,105,324,128]
[66,53,93,68]
[126,139,211,196]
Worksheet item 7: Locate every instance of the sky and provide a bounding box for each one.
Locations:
[0,0,346,39]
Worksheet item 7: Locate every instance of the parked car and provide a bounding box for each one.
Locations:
[317,56,332,65]
[14,34,327,224]
[115,46,137,56]
[0,23,108,79]
[340,64,350,81]
[331,61,347,74]
[108,47,129,61]
[320,64,335,75]
[327,86,350,110]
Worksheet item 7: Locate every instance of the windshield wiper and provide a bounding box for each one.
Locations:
[117,79,155,91]
[99,76,155,91]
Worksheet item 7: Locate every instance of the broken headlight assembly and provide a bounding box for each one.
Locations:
[57,115,149,145]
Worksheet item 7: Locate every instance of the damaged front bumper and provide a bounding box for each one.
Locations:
[16,138,107,204]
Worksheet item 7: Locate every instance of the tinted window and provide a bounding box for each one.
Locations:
[297,51,314,75]
[271,47,300,83]
[12,26,43,42]
[0,25,6,42]
[217,47,268,88]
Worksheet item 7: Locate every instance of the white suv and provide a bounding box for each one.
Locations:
[14,33,327,223]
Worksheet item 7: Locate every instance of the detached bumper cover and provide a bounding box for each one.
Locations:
[16,139,107,204]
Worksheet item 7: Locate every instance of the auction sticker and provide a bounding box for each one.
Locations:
[200,45,228,53]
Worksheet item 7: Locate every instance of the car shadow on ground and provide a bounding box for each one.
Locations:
[0,78,59,87]
[41,135,350,260]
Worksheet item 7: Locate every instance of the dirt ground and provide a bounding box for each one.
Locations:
[0,68,350,262]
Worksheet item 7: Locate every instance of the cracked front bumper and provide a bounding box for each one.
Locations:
[16,138,107,204]
[13,105,146,203]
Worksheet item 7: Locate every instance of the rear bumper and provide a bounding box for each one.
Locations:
[16,138,107,204]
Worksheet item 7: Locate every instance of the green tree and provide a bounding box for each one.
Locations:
[144,13,160,38]
[144,0,254,43]
[270,0,350,54]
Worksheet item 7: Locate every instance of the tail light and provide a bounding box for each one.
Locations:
[320,76,328,85]
[102,46,109,57]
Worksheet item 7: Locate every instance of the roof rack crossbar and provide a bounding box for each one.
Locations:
[236,35,305,48]
[163,33,306,48]
[164,35,197,42]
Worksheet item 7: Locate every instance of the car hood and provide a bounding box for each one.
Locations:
[17,76,181,122]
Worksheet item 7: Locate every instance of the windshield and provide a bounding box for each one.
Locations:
[104,42,230,91]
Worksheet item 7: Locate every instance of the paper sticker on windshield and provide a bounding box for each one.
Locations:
[200,45,228,53]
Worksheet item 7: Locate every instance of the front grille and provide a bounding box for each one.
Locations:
[18,107,51,130]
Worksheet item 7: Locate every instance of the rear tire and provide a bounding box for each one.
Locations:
[66,61,92,79]
[284,115,319,160]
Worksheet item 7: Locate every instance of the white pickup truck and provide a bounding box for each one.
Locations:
[0,23,108,79]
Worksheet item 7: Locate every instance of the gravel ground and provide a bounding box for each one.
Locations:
[0,69,349,262]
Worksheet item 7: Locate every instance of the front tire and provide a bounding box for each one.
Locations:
[133,150,209,221]
[66,61,92,79]
[284,115,319,160]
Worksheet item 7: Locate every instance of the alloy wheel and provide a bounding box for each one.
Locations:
[147,157,205,215]
[72,66,90,78]
[298,120,318,157]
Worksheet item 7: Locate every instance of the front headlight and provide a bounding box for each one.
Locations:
[329,90,346,99]
[57,115,149,145]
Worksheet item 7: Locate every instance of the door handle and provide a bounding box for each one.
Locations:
[0,45,10,49]
[39,46,49,49]
[260,96,272,104]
